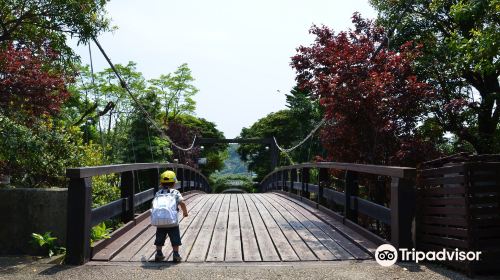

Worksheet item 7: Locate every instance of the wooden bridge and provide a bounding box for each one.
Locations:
[64,162,416,265]
[90,193,374,263]
[66,163,415,264]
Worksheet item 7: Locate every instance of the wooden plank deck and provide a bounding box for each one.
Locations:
[91,193,374,263]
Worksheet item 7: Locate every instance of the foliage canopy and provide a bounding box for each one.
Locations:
[370,0,500,153]
[0,0,111,63]
[291,14,438,165]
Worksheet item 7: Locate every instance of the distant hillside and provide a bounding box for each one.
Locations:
[215,144,249,176]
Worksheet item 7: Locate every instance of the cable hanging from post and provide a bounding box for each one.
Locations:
[91,36,197,152]
[273,117,326,154]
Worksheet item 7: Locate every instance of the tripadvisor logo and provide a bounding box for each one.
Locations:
[375,244,398,267]
[375,244,482,267]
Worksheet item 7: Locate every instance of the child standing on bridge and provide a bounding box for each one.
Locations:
[153,170,188,262]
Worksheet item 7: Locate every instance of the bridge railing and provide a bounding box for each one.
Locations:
[65,163,210,265]
[260,162,416,249]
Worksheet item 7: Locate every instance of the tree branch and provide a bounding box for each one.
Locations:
[97,101,115,117]
[73,103,98,126]
[72,101,114,126]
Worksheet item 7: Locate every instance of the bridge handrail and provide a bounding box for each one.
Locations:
[65,162,210,265]
[66,162,208,181]
[260,161,416,250]
[260,162,415,183]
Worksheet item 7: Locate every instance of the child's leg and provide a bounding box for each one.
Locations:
[167,227,182,249]
[154,228,167,261]
[167,226,182,261]
[154,228,168,248]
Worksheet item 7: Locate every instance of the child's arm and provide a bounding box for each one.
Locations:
[179,201,188,217]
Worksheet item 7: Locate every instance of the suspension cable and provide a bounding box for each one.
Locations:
[88,43,108,157]
[91,37,197,152]
[273,118,326,154]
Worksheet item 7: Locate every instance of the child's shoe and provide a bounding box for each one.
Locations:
[154,250,165,262]
[172,252,182,263]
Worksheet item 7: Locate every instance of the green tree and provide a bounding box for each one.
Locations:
[237,87,325,181]
[210,174,256,193]
[66,62,149,162]
[238,110,301,181]
[284,86,324,162]
[0,113,103,188]
[215,144,249,176]
[148,63,198,124]
[370,0,500,153]
[0,0,111,62]
[124,90,169,164]
[173,115,228,177]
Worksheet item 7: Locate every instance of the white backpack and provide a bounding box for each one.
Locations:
[151,190,178,228]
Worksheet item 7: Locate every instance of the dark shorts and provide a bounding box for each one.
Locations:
[154,226,182,247]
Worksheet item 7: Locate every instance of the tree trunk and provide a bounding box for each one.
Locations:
[468,72,500,154]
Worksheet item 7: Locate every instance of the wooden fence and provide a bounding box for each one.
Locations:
[417,161,500,275]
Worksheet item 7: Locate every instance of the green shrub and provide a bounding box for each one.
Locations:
[31,232,66,257]
[210,174,255,193]
[0,115,98,188]
[90,222,112,246]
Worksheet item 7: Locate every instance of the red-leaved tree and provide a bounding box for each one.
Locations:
[167,120,201,167]
[0,44,70,120]
[291,14,437,166]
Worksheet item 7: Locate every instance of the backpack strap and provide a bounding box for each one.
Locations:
[159,188,171,194]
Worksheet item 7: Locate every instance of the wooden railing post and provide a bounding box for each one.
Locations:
[318,168,328,204]
[276,171,281,190]
[290,169,297,194]
[289,170,293,191]
[277,172,281,191]
[345,171,359,222]
[275,172,279,190]
[189,170,196,191]
[282,170,288,192]
[180,168,185,193]
[190,170,196,190]
[66,177,92,265]
[153,169,159,193]
[302,168,310,198]
[191,172,195,190]
[187,169,191,191]
[121,171,135,223]
[391,177,416,249]
[191,170,195,190]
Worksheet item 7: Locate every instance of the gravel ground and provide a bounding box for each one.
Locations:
[0,257,497,280]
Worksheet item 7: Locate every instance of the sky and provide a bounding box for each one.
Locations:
[70,0,376,138]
